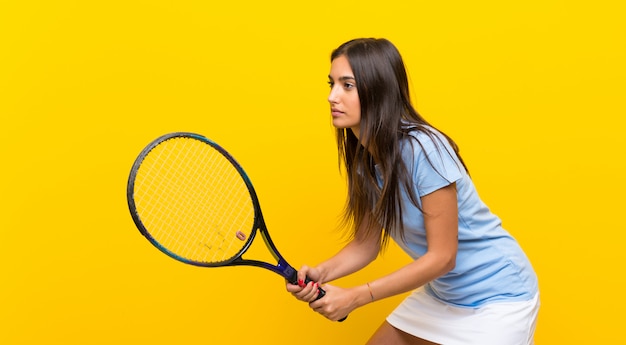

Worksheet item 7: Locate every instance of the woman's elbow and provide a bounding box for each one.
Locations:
[444,255,456,273]
[439,252,456,275]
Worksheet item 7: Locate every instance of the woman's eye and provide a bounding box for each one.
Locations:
[327,81,334,88]
[344,83,354,89]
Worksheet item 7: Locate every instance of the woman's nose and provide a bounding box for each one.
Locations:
[328,88,339,104]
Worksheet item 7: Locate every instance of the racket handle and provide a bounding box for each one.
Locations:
[304,277,348,322]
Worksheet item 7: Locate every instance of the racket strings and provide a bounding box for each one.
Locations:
[133,137,254,263]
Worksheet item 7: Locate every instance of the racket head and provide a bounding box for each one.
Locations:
[127,132,260,267]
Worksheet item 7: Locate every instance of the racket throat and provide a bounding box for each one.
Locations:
[276,259,298,284]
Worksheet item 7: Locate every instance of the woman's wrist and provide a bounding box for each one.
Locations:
[314,263,330,283]
[366,282,375,302]
[354,282,376,308]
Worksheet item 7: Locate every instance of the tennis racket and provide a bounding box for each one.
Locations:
[126,132,346,321]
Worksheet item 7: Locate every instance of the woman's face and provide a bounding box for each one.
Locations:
[328,55,361,138]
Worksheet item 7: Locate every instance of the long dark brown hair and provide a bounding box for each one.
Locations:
[332,38,468,247]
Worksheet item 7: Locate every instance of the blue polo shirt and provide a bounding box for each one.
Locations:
[386,128,538,307]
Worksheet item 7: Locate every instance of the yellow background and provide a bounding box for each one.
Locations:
[1,1,624,344]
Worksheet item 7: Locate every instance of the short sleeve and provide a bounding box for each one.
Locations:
[408,133,464,197]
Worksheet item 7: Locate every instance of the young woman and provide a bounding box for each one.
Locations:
[286,38,540,345]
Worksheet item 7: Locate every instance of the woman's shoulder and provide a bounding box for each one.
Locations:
[401,125,451,154]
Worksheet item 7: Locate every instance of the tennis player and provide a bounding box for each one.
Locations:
[286,38,539,345]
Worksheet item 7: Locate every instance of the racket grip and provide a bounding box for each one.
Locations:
[305,277,348,322]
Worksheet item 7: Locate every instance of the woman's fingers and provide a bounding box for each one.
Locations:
[286,280,319,302]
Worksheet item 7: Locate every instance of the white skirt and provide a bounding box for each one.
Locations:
[386,288,540,345]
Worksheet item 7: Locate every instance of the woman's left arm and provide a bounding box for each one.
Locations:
[310,183,458,320]
[367,182,459,296]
